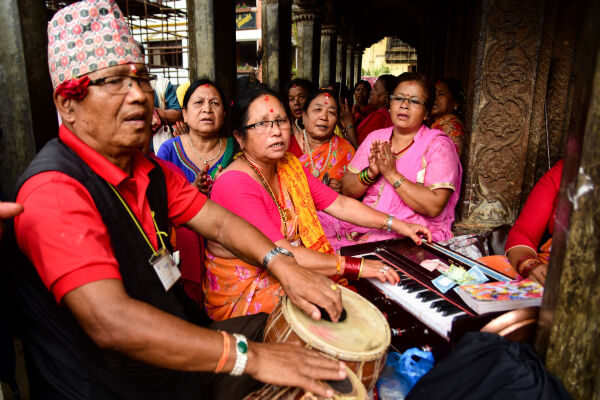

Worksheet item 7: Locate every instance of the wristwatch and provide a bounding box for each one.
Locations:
[262,246,294,269]
[230,333,248,376]
[393,176,407,189]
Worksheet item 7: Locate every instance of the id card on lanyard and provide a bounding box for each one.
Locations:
[108,183,181,291]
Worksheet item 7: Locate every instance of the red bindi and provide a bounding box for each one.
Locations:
[408,82,414,86]
[264,95,269,101]
[292,84,297,88]
[324,93,330,98]
[324,102,328,105]
[270,109,273,112]
[204,84,210,87]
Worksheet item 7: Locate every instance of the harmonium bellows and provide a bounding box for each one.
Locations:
[340,238,512,360]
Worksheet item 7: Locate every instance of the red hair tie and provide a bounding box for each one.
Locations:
[55,76,91,100]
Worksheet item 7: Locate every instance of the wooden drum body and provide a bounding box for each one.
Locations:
[244,366,367,400]
[264,285,390,391]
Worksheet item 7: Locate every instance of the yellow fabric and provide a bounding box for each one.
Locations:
[176,81,190,108]
[277,152,334,254]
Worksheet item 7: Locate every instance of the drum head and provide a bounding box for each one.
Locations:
[283,285,390,360]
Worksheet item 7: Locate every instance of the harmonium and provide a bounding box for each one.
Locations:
[341,238,514,361]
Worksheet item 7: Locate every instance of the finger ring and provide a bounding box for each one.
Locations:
[379,269,387,274]
[383,266,389,271]
[330,283,338,291]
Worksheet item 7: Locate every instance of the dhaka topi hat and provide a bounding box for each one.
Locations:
[47,0,144,91]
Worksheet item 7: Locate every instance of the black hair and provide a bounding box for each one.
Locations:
[394,72,436,114]
[231,87,286,140]
[182,78,228,111]
[326,82,351,107]
[302,88,340,114]
[436,78,465,116]
[353,79,372,94]
[285,78,314,96]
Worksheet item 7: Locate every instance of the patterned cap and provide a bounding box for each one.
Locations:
[47,0,144,89]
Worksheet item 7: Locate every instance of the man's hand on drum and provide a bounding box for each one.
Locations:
[360,259,400,285]
[247,342,346,398]
[269,254,343,322]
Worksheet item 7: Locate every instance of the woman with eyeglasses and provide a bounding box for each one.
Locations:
[202,87,431,321]
[332,72,461,249]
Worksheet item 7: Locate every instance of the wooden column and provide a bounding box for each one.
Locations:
[293,5,321,84]
[353,45,362,86]
[455,0,550,232]
[335,35,346,84]
[261,0,292,93]
[318,25,336,88]
[345,45,354,90]
[187,0,237,100]
[0,0,57,195]
[534,1,600,398]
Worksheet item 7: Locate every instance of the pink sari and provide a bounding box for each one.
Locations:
[327,125,462,250]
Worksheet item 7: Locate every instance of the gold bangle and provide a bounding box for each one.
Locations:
[357,258,364,280]
[336,255,343,275]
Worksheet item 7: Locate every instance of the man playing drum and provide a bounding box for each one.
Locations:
[10,1,345,398]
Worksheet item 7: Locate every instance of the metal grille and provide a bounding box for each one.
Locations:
[45,0,189,85]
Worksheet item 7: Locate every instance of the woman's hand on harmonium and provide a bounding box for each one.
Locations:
[362,259,400,285]
[394,221,432,245]
[376,141,398,179]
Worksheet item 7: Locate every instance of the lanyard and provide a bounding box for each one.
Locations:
[107,182,167,256]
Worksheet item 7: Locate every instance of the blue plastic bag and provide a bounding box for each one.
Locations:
[376,348,434,399]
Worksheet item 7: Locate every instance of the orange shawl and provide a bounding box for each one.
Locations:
[203,153,333,321]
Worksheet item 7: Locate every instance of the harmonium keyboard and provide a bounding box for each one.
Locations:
[340,238,512,360]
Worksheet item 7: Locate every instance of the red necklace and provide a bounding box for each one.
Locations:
[390,139,415,156]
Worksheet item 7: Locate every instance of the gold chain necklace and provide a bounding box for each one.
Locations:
[239,155,290,233]
[187,135,222,165]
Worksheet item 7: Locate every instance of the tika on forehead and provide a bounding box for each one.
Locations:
[264,95,270,101]
[204,84,210,87]
[129,64,138,74]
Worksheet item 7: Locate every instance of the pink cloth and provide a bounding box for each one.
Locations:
[211,166,338,243]
[328,125,462,249]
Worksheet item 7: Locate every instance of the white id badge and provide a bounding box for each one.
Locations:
[149,248,181,291]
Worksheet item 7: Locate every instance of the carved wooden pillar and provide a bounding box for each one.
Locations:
[292,5,321,84]
[261,0,292,93]
[335,35,346,84]
[533,1,600,398]
[319,25,336,88]
[187,0,236,100]
[0,0,57,194]
[345,45,354,90]
[455,0,549,232]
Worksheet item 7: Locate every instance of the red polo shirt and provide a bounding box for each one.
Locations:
[15,125,206,302]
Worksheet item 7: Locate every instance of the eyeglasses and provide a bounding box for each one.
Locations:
[244,117,291,132]
[88,74,157,94]
[389,95,426,107]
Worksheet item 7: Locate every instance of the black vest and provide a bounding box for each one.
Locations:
[11,139,205,399]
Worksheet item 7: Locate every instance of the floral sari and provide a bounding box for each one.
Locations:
[297,135,355,182]
[203,153,333,321]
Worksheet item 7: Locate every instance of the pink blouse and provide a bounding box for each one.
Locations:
[211,167,338,243]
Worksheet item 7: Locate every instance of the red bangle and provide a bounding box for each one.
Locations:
[519,259,539,278]
[516,254,537,273]
[344,257,362,280]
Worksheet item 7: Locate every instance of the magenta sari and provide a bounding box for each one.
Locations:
[327,125,462,250]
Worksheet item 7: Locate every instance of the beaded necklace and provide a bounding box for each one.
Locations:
[239,155,290,233]
[302,129,333,178]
